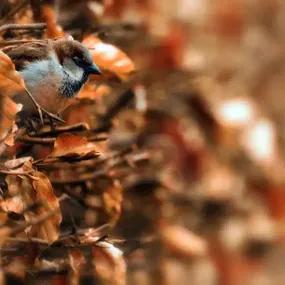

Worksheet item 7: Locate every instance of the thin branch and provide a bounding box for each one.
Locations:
[0,23,46,33]
[7,236,49,245]
[17,134,107,145]
[0,39,44,47]
[87,135,108,142]
[29,122,89,137]
[17,136,55,145]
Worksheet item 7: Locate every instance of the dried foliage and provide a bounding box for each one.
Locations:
[0,1,285,285]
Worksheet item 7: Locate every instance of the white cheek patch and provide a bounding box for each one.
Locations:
[62,58,84,80]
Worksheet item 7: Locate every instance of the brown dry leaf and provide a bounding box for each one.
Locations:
[160,225,208,258]
[0,50,25,91]
[92,241,126,285]
[0,195,24,216]
[0,96,22,144]
[4,157,33,169]
[41,5,65,38]
[29,171,62,243]
[83,35,136,80]
[3,174,27,214]
[4,123,18,147]
[4,162,61,243]
[50,133,100,159]
[0,51,24,145]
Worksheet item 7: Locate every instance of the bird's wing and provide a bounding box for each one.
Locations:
[1,41,50,71]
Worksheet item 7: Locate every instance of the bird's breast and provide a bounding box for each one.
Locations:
[18,57,72,114]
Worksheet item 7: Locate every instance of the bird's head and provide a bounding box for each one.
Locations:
[53,38,101,78]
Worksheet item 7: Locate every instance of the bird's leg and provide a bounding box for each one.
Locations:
[47,115,57,131]
[41,107,65,124]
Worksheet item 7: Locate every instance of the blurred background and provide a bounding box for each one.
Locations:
[100,1,285,284]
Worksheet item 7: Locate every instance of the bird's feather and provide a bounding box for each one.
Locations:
[2,41,51,71]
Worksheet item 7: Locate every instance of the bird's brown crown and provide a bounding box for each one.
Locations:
[53,38,93,66]
[2,38,93,71]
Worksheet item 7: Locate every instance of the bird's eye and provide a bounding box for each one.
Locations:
[73,56,81,63]
[73,56,88,68]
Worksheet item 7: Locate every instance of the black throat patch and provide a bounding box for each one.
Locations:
[59,71,89,98]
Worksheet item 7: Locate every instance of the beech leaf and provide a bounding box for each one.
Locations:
[0,96,22,144]
[0,50,25,89]
[93,241,126,285]
[83,35,135,81]
[4,163,62,243]
[50,133,100,159]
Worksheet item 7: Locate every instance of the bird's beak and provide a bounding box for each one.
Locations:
[85,63,101,75]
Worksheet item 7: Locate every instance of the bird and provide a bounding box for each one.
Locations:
[2,37,101,117]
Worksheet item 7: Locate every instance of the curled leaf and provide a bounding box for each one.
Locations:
[4,157,33,169]
[0,96,22,144]
[83,35,135,81]
[4,163,61,243]
[50,133,100,160]
[29,171,62,243]
[93,241,126,285]
[0,50,25,90]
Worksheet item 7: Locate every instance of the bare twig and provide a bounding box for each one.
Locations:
[0,23,46,34]
[0,39,44,47]
[17,136,55,145]
[29,122,89,137]
[87,135,108,142]
[17,134,107,145]
[7,236,49,245]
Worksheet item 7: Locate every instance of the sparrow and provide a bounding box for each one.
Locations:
[2,38,101,116]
